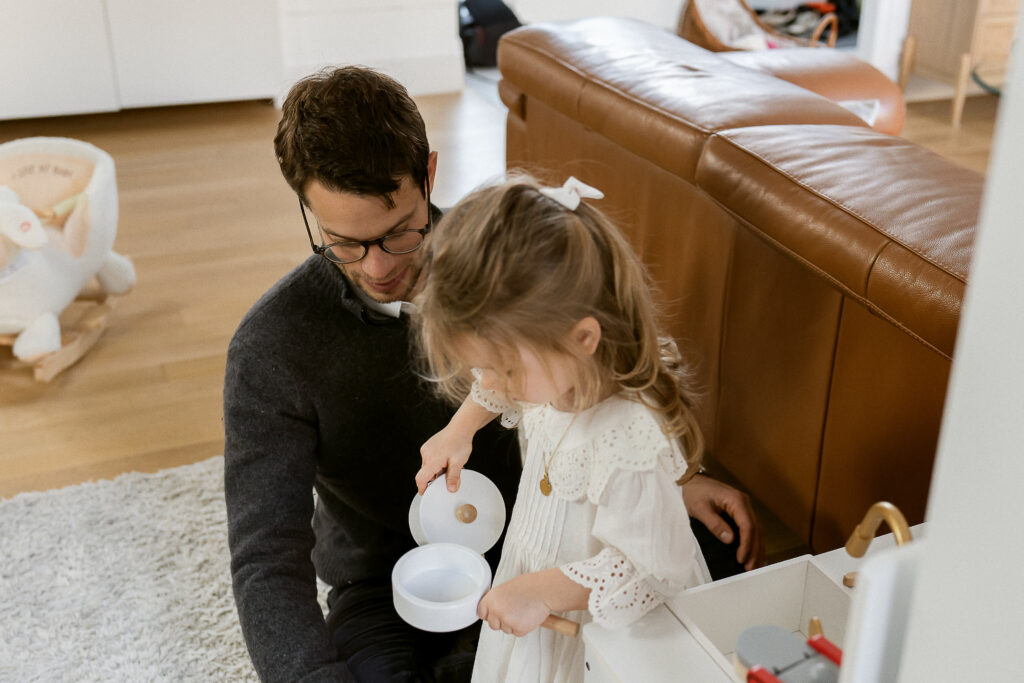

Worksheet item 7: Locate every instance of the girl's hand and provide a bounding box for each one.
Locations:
[416,395,503,495]
[477,568,590,637]
[416,423,474,494]
[477,574,552,637]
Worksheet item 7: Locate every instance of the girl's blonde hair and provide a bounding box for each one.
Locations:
[414,174,703,481]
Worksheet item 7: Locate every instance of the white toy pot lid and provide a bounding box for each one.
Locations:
[407,469,506,555]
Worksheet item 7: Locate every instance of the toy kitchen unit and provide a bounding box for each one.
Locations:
[582,503,924,683]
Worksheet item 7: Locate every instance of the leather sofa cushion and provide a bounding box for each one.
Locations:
[697,124,982,358]
[718,49,906,135]
[498,17,869,184]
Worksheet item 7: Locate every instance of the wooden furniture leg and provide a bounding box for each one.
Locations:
[0,292,120,382]
[952,52,972,128]
[31,299,114,382]
[899,34,917,92]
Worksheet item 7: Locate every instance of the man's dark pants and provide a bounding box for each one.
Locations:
[328,578,478,682]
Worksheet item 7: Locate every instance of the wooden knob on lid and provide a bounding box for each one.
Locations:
[455,504,477,524]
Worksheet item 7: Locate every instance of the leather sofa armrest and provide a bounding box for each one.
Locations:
[498,18,870,183]
[697,124,980,358]
[498,79,524,120]
[719,49,906,135]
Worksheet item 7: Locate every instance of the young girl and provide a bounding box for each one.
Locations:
[413,175,711,682]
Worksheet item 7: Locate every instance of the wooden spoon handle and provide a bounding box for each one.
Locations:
[541,614,579,637]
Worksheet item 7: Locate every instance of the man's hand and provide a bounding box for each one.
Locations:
[682,474,764,571]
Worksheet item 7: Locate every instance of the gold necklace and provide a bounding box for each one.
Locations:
[539,411,579,496]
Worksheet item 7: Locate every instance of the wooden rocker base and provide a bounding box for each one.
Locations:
[0,289,121,382]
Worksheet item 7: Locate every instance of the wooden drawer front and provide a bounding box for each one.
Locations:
[974,15,1018,68]
[980,0,1019,15]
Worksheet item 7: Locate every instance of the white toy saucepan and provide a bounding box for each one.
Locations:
[393,469,578,637]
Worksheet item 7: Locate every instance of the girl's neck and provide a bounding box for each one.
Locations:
[551,381,618,413]
[551,388,576,412]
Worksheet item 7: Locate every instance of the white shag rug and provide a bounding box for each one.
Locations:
[0,456,326,682]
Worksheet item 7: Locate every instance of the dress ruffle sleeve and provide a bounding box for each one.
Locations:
[469,368,522,428]
[559,467,707,628]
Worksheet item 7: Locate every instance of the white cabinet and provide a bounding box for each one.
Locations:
[277,0,465,97]
[0,0,282,121]
[0,0,120,120]
[582,526,925,681]
[105,0,282,108]
[583,555,854,682]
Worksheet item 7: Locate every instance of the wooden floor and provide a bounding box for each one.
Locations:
[0,80,1000,555]
[899,95,1000,174]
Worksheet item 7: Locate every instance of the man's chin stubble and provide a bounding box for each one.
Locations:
[356,271,420,304]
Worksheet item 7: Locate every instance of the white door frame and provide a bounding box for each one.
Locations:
[855,0,912,82]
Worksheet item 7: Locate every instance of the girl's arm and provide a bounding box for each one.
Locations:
[476,568,590,637]
[416,395,500,494]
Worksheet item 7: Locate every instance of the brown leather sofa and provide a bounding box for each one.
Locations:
[497,18,982,551]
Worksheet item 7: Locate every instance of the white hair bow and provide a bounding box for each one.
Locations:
[538,176,604,211]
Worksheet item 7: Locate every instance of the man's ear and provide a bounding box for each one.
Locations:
[426,151,438,194]
[570,316,602,357]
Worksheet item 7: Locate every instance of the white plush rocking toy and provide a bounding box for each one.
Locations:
[0,137,135,381]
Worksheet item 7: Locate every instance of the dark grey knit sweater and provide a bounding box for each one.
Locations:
[223,255,521,682]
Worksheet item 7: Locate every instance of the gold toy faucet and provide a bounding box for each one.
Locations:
[843,501,913,587]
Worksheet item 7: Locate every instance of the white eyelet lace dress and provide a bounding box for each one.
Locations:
[469,381,711,683]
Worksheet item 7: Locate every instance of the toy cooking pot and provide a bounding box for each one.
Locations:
[393,469,578,637]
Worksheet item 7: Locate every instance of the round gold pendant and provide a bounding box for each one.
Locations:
[539,473,552,496]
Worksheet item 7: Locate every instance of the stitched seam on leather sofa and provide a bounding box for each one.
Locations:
[695,139,951,360]
[711,222,735,467]
[718,202,949,360]
[809,294,845,542]
[708,132,968,282]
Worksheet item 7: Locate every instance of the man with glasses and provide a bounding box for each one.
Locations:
[224,66,763,682]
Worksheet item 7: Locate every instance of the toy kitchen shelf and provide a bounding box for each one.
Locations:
[581,526,923,682]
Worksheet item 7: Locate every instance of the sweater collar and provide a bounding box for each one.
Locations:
[307,257,396,326]
[351,284,418,319]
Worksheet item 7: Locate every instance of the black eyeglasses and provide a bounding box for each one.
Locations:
[300,184,432,265]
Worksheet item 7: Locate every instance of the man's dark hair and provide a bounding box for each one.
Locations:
[274,66,429,208]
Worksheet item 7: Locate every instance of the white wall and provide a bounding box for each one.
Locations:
[277,0,465,98]
[898,8,1024,679]
[855,0,911,82]
[505,0,681,31]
